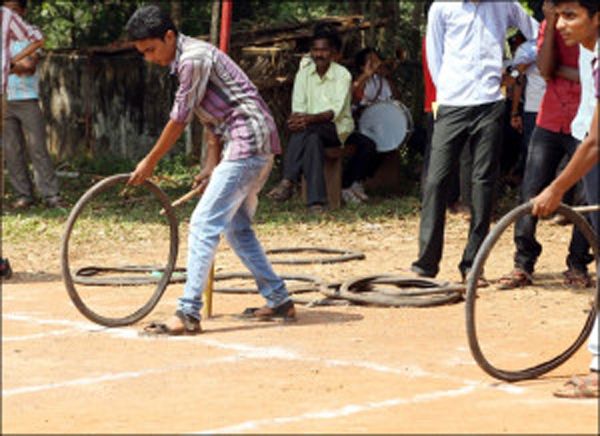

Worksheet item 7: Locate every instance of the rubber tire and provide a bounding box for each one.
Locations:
[266,247,365,264]
[465,202,599,382]
[61,174,179,327]
[328,274,464,307]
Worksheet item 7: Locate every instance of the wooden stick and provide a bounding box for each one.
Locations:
[160,180,208,215]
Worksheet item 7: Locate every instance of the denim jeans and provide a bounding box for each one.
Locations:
[178,154,290,320]
[514,126,593,273]
[582,162,599,371]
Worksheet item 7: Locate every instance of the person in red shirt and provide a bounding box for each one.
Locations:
[499,0,593,289]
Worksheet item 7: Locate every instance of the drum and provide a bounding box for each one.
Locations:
[358,100,413,152]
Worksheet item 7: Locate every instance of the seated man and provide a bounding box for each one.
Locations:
[342,47,397,204]
[267,24,353,213]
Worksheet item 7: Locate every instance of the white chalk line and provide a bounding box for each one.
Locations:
[3,329,74,342]
[3,312,525,399]
[191,385,480,434]
[2,357,238,398]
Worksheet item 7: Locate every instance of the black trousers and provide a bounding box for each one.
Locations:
[283,122,340,206]
[412,101,504,277]
[342,131,382,189]
[514,126,593,273]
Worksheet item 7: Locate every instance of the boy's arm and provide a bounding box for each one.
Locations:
[128,119,186,185]
[6,11,44,67]
[193,129,222,187]
[10,40,43,68]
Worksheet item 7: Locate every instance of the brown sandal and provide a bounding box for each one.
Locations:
[267,180,295,202]
[239,300,296,322]
[554,374,599,399]
[497,268,532,290]
[563,268,593,288]
[140,310,202,336]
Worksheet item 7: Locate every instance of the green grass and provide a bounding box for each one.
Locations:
[3,153,522,247]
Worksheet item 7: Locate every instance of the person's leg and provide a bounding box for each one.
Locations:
[458,100,504,276]
[302,122,340,206]
[582,162,599,235]
[282,131,308,184]
[16,100,60,203]
[178,158,261,320]
[459,142,473,208]
[3,102,34,203]
[560,135,593,277]
[420,112,434,200]
[513,111,537,180]
[411,105,470,277]
[225,156,291,308]
[342,132,376,189]
[513,127,565,274]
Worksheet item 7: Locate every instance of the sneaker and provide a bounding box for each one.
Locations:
[350,181,369,202]
[342,188,361,204]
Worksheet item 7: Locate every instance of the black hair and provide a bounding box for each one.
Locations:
[4,0,27,10]
[551,0,598,17]
[126,4,178,41]
[355,47,383,70]
[312,23,342,53]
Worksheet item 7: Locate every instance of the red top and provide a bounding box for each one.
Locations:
[422,36,436,113]
[535,20,581,134]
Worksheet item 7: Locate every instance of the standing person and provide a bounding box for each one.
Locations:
[3,0,62,210]
[508,38,546,181]
[125,5,295,335]
[410,1,538,282]
[532,0,598,399]
[266,24,353,213]
[1,2,44,279]
[420,34,469,214]
[499,0,593,289]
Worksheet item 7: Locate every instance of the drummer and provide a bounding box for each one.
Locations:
[341,48,399,204]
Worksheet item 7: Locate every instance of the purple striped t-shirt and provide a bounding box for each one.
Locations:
[169,34,280,160]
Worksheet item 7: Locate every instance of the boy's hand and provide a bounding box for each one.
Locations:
[531,185,563,217]
[193,165,214,189]
[128,157,156,185]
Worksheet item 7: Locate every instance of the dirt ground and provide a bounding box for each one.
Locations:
[2,209,599,434]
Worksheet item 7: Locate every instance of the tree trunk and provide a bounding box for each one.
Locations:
[170,0,182,29]
[210,0,221,46]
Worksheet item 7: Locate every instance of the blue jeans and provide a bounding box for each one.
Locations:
[514,126,593,273]
[178,154,290,320]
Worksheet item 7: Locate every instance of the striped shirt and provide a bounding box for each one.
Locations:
[1,6,43,94]
[7,40,40,100]
[169,34,280,160]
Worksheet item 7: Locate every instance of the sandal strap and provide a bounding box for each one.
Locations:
[174,310,201,332]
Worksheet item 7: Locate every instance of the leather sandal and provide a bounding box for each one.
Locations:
[267,180,294,202]
[497,268,532,290]
[239,300,296,322]
[563,268,593,288]
[140,310,202,336]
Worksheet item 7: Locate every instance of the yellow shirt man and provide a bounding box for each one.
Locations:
[292,58,354,144]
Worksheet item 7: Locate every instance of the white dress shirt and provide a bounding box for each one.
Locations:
[571,42,598,141]
[426,0,538,106]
